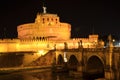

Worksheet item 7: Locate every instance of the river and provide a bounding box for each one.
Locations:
[0,69,95,80]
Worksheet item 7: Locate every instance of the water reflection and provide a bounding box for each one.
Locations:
[0,70,85,80]
[0,69,119,80]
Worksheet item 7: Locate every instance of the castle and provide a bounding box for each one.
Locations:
[0,7,104,53]
[0,6,106,69]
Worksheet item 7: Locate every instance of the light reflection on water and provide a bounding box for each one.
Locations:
[0,70,85,80]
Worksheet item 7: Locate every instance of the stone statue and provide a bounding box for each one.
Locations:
[43,6,47,13]
[108,34,113,47]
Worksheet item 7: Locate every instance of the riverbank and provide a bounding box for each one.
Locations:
[0,65,52,74]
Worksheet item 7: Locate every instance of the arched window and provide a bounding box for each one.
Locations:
[51,18,53,21]
[56,19,58,24]
[47,18,49,21]
[43,18,45,23]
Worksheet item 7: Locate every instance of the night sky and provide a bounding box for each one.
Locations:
[0,0,119,39]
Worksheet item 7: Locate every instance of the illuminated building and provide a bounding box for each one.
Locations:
[0,7,104,66]
[0,7,104,52]
[17,7,71,40]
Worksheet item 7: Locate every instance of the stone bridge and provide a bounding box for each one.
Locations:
[0,46,120,79]
[54,47,120,79]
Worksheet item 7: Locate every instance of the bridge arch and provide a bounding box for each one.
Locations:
[57,54,64,65]
[87,54,105,66]
[85,55,105,78]
[68,55,79,70]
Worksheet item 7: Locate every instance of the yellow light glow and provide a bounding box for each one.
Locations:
[38,50,44,56]
[64,52,68,62]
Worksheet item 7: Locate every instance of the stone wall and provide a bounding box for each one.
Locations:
[0,54,24,68]
[26,50,56,66]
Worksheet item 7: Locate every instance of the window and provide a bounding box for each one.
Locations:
[43,18,45,23]
[47,18,49,21]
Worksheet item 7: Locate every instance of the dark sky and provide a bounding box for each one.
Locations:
[0,0,119,39]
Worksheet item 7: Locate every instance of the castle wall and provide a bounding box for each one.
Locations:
[0,39,20,52]
[0,39,55,52]
[0,34,103,52]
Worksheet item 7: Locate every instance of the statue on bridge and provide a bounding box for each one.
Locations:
[108,34,113,47]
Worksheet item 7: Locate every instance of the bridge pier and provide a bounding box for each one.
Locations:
[105,68,120,80]
[105,69,114,80]
[72,65,84,77]
[77,66,83,73]
[69,65,84,78]
[77,66,83,72]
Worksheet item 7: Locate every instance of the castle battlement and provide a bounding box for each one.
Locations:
[0,39,20,43]
[20,39,49,42]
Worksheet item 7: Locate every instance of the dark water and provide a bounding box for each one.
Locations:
[0,69,109,80]
[0,70,93,80]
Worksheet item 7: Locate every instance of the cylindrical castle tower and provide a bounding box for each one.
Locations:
[17,7,71,40]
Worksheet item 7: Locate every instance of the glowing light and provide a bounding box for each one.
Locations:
[38,50,44,56]
[64,52,68,62]
[113,39,115,42]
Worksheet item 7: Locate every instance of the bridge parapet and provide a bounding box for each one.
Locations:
[55,48,107,53]
[83,48,105,52]
[55,48,82,52]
